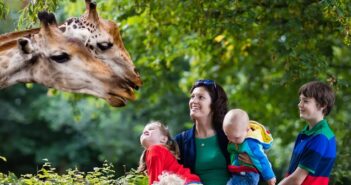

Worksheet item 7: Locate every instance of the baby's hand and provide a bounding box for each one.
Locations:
[267,177,276,185]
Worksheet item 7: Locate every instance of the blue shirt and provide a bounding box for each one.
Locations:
[287,119,336,185]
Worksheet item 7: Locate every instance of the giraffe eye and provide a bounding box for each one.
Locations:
[97,42,113,51]
[49,52,70,63]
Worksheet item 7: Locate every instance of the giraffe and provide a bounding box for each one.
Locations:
[0,11,138,107]
[0,0,142,90]
[62,0,141,88]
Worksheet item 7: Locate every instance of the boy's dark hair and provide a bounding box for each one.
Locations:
[298,81,335,116]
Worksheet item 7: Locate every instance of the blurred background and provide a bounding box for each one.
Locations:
[0,0,350,184]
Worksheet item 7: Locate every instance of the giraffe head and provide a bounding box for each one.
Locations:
[61,0,142,90]
[0,0,142,105]
[0,11,139,107]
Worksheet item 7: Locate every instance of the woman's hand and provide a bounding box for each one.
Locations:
[238,152,252,164]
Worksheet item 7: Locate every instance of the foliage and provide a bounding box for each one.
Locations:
[0,159,148,184]
[0,156,6,162]
[0,0,351,184]
[17,0,59,29]
[0,0,8,19]
[116,169,148,185]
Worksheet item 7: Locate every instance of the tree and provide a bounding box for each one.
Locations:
[0,0,350,183]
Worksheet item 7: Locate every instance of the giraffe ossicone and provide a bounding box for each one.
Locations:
[0,11,140,107]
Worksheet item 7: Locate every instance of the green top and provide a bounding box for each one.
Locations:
[195,135,229,185]
[301,119,335,139]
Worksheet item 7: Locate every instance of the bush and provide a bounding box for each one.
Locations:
[0,158,148,185]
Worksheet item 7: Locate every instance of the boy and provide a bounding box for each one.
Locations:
[279,81,336,185]
[223,109,276,185]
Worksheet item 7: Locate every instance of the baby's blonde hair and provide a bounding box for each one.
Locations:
[137,121,180,173]
[223,109,249,129]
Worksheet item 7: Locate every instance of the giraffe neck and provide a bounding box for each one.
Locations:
[0,28,40,44]
[0,13,97,50]
[0,22,64,44]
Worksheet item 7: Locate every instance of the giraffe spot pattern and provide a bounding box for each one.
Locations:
[60,26,66,32]
[67,18,74,25]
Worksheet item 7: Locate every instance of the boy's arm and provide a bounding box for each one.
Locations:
[246,140,275,181]
[278,167,308,185]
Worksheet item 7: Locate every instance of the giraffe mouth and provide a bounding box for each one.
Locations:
[107,93,127,107]
[103,77,140,107]
[127,78,140,90]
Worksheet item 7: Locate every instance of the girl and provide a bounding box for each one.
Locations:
[138,121,202,185]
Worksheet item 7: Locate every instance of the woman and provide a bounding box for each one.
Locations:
[175,79,230,185]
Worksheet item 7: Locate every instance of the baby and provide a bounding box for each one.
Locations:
[223,109,276,185]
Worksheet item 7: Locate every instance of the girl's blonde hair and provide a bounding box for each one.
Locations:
[137,121,180,173]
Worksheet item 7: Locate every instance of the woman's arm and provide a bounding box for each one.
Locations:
[238,152,252,164]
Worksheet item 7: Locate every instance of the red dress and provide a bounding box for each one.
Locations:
[146,144,201,185]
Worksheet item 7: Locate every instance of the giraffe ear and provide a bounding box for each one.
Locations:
[17,38,33,54]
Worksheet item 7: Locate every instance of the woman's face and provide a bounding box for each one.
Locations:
[189,86,212,120]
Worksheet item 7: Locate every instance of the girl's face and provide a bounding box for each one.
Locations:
[189,86,212,120]
[140,123,167,148]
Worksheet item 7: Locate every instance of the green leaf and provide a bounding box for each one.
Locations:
[0,156,6,162]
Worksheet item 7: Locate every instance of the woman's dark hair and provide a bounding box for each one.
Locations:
[190,80,228,131]
[298,81,335,116]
